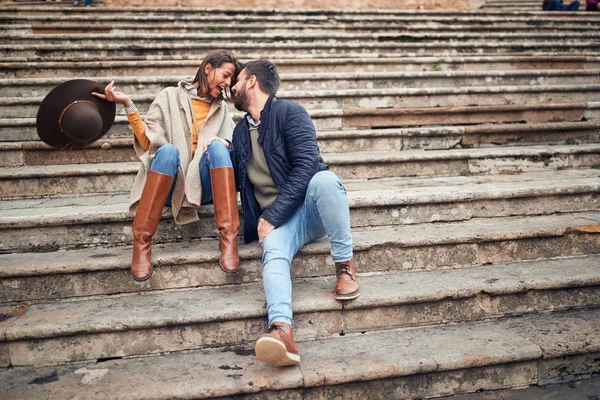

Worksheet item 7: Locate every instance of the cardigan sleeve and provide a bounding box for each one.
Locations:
[126,109,151,151]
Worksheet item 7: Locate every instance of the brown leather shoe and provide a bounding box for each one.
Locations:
[334,260,360,300]
[255,322,301,366]
[131,170,173,282]
[210,167,240,274]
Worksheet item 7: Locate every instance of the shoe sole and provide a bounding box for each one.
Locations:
[255,337,301,367]
[334,290,360,301]
[219,261,239,275]
[132,266,153,282]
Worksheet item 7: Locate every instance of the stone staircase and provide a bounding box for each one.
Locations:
[1,6,599,400]
[482,0,541,11]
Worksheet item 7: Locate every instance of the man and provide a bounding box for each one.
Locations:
[230,59,360,367]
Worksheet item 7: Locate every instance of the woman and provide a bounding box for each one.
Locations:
[93,49,242,282]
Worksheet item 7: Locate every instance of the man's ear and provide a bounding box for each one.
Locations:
[248,75,257,88]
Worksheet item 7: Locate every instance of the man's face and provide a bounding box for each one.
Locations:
[232,69,250,112]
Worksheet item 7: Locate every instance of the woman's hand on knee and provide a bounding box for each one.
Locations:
[203,137,230,153]
[92,81,132,107]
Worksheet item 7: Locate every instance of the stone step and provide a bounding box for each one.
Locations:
[3,121,598,168]
[2,55,599,79]
[4,102,599,142]
[1,206,599,302]
[5,31,600,46]
[0,169,598,251]
[2,145,599,198]
[444,377,600,400]
[1,254,599,367]
[4,84,600,119]
[6,69,600,98]
[1,308,599,398]
[7,0,104,4]
[1,6,598,19]
[8,51,600,65]
[3,22,597,34]
[4,40,600,60]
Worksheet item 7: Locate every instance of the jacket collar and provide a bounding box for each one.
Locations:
[245,95,276,144]
[244,94,276,126]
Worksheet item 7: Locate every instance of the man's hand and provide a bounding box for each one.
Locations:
[258,217,275,244]
[203,137,230,153]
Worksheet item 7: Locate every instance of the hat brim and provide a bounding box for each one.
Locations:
[36,79,116,149]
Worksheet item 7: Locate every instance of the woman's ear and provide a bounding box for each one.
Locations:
[204,64,213,78]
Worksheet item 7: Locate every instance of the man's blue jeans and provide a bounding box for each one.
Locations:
[149,141,232,205]
[261,170,353,327]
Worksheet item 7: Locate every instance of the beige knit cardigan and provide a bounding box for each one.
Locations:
[129,81,235,225]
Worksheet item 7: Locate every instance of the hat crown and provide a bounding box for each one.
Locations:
[60,101,103,142]
[36,79,116,149]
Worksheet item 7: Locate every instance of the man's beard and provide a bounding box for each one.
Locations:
[233,86,249,112]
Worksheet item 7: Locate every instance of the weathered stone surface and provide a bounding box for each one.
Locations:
[5,84,600,118]
[1,308,599,399]
[499,309,600,358]
[5,254,600,366]
[1,5,600,399]
[498,309,600,385]
[2,168,598,251]
[298,323,541,387]
[0,317,543,399]
[539,353,600,385]
[1,208,600,301]
[4,39,600,60]
[5,70,600,98]
[0,347,305,400]
[303,362,538,400]
[8,122,595,166]
[344,102,589,128]
[446,376,600,400]
[2,55,598,79]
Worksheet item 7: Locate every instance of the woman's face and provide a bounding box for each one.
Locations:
[205,62,236,98]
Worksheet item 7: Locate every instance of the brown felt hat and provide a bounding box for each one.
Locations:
[36,79,116,149]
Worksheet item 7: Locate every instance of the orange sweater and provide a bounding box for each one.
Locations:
[127,98,211,153]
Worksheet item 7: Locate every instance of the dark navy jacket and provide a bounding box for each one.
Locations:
[230,95,328,243]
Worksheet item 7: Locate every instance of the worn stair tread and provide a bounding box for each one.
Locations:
[0,168,598,225]
[5,32,600,42]
[0,308,598,399]
[4,68,600,85]
[3,253,599,342]
[1,54,598,70]
[1,120,598,146]
[1,207,599,278]
[2,9,600,20]
[3,101,599,138]
[324,143,600,163]
[4,83,600,105]
[2,144,599,180]
[1,206,599,286]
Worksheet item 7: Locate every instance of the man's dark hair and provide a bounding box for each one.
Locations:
[244,59,280,95]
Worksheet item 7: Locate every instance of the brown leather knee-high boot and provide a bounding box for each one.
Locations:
[131,170,173,282]
[210,166,240,274]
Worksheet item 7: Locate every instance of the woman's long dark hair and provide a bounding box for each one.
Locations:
[192,49,242,101]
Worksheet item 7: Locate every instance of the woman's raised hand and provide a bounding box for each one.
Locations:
[92,81,132,107]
